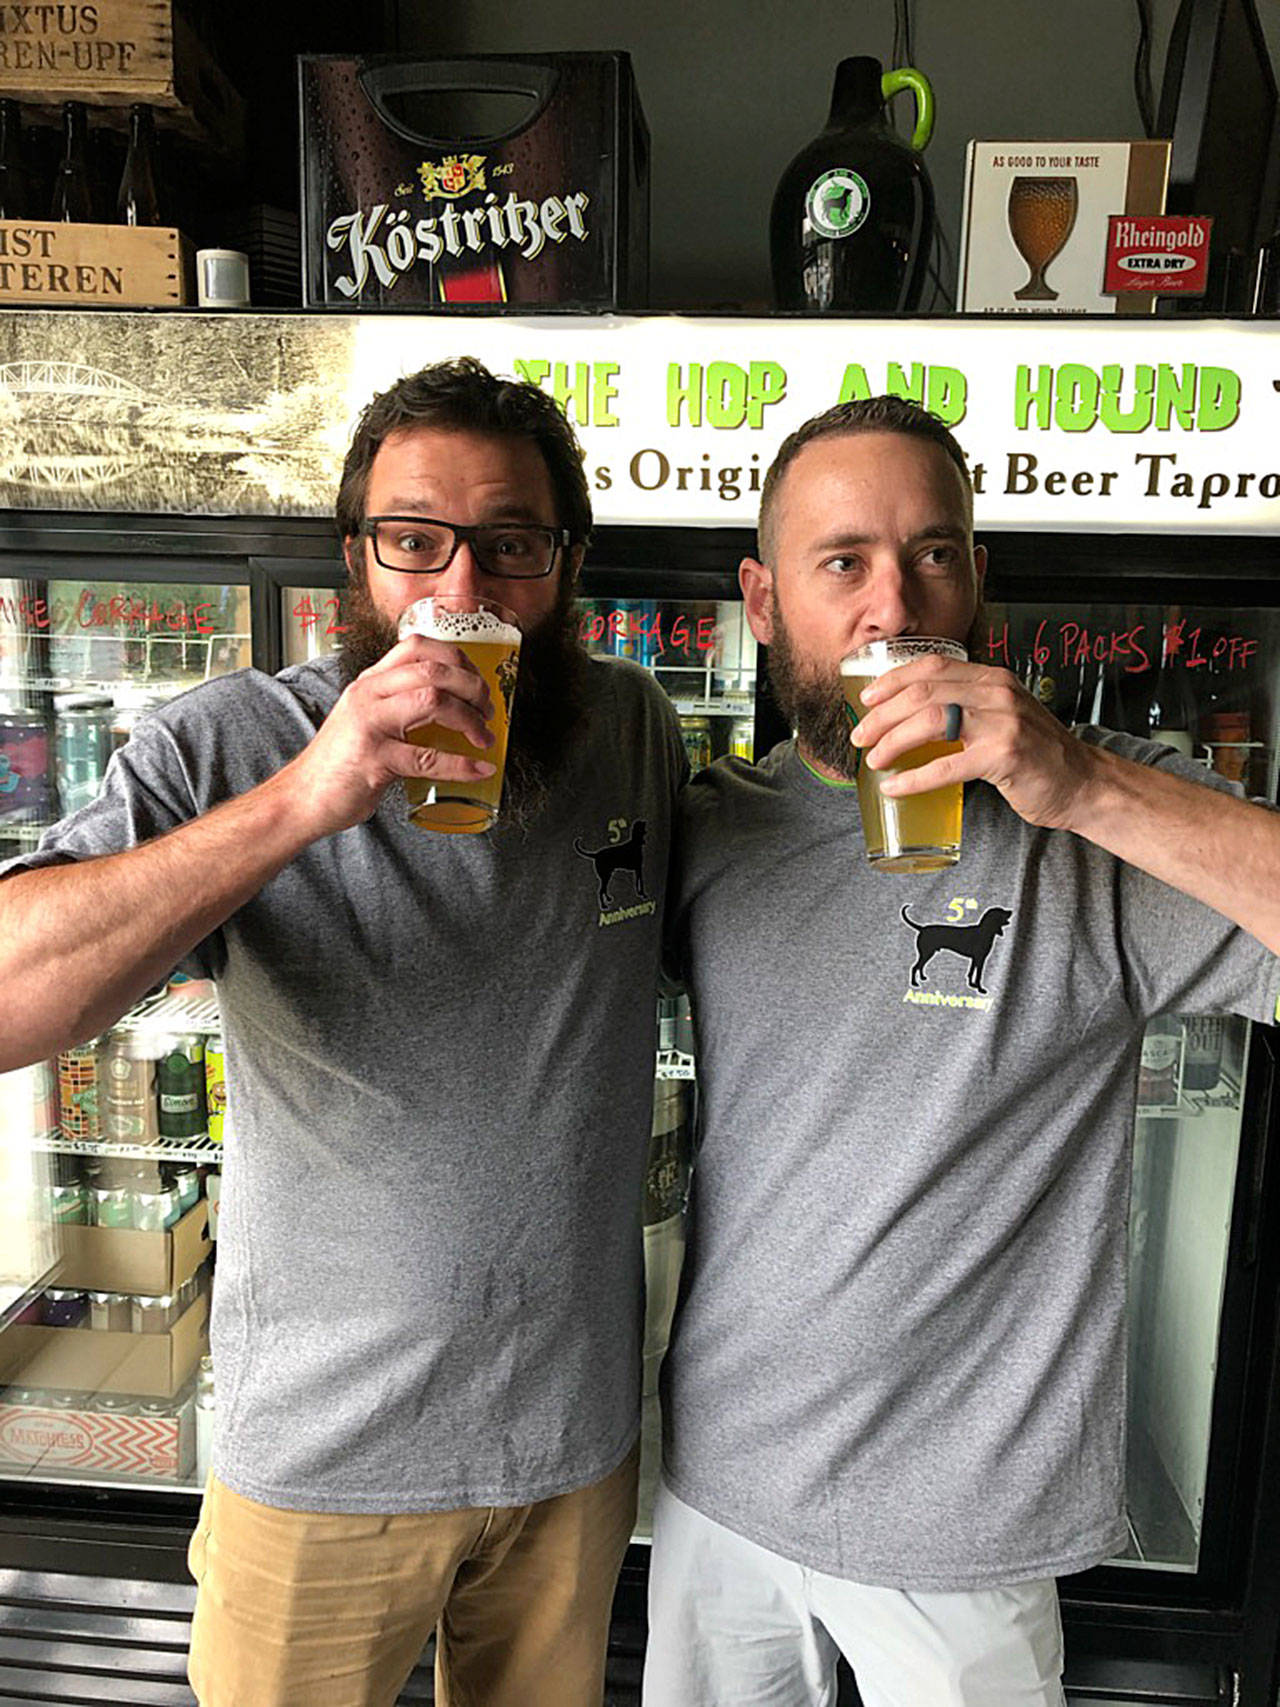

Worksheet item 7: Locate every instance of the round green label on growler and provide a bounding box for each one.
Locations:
[805,168,871,240]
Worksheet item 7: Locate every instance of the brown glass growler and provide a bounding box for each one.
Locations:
[771,57,935,312]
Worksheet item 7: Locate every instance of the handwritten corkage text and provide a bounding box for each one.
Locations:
[0,588,216,635]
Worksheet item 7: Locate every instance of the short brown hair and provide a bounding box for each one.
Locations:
[758,395,973,561]
[335,356,592,547]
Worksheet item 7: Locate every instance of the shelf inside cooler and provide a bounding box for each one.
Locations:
[0,820,56,844]
[34,1132,221,1164]
[669,697,754,717]
[656,1050,696,1081]
[0,1265,60,1334]
[1135,1067,1243,1121]
[0,675,195,697]
[116,990,222,1036]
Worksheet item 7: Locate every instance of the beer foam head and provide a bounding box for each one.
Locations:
[397,599,521,647]
[841,637,966,678]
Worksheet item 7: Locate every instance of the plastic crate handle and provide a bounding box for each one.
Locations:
[357,57,559,142]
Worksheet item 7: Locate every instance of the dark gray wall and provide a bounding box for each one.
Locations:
[390,0,1277,309]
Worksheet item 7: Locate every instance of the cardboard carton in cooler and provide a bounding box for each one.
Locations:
[0,1391,195,1482]
[55,1199,210,1295]
[0,1291,208,1399]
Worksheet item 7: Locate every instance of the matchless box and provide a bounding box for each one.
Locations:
[0,1391,194,1481]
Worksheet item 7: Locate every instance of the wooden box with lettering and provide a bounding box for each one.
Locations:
[0,2,244,157]
[0,220,194,306]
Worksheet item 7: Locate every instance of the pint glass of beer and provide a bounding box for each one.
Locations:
[841,637,966,873]
[396,594,522,834]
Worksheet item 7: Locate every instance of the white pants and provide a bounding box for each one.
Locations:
[644,1484,1067,1707]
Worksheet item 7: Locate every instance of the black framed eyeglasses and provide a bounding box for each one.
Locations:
[358,516,570,580]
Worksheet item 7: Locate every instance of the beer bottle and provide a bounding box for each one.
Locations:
[0,100,31,220]
[1143,607,1196,756]
[50,101,93,223]
[116,104,162,226]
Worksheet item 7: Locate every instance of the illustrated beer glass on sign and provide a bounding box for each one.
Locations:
[842,637,965,873]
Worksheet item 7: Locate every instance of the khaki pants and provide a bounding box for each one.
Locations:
[187,1447,638,1707]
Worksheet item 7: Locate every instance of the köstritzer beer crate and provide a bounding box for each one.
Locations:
[0,1,245,159]
[0,220,195,306]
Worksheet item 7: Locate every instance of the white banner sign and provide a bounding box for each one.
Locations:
[350,314,1280,535]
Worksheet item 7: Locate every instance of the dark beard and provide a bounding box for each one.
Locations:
[339,573,590,831]
[765,589,859,780]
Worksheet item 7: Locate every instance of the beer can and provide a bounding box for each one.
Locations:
[657,994,678,1053]
[96,1392,138,1414]
[0,704,51,822]
[729,718,755,762]
[91,1186,133,1228]
[101,1034,162,1144]
[53,694,114,817]
[646,1080,691,1225]
[48,1181,89,1225]
[673,993,695,1057]
[41,1389,83,1409]
[133,1293,177,1334]
[57,1041,103,1141]
[42,1288,88,1328]
[634,599,659,667]
[164,1164,201,1214]
[158,1036,207,1139]
[89,1291,132,1331]
[204,1035,228,1144]
[176,1274,198,1317]
[205,1168,221,1240]
[680,716,712,773]
[132,1188,179,1232]
[607,599,640,660]
[29,1059,59,1135]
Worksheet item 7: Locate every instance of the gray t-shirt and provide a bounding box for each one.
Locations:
[664,731,1280,1591]
[3,653,686,1513]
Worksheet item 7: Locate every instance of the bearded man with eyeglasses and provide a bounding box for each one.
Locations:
[0,358,687,1707]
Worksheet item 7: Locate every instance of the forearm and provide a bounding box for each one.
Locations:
[1064,745,1280,956]
[0,762,314,1071]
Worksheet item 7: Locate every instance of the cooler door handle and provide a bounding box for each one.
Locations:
[358,56,557,138]
[1242,1024,1276,1268]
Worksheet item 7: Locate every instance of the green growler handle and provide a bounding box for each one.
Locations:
[881,66,934,151]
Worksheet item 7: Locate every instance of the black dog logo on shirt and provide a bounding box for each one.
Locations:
[575,819,648,911]
[901,904,1013,995]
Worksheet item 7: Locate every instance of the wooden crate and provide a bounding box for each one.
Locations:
[0,220,194,305]
[0,2,244,159]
